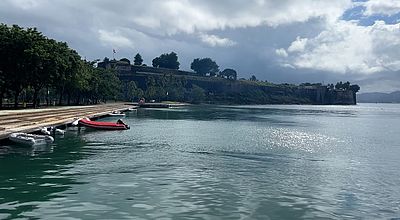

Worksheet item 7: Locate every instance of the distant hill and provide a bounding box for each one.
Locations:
[357,91,400,103]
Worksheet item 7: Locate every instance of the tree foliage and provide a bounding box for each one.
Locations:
[0,24,122,108]
[190,58,219,76]
[220,68,237,80]
[119,58,130,64]
[152,52,180,69]
[250,75,258,81]
[134,53,143,66]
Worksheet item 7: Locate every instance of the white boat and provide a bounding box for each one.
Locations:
[54,128,66,135]
[108,111,125,116]
[71,118,82,126]
[9,133,54,147]
[48,127,66,135]
[40,128,51,135]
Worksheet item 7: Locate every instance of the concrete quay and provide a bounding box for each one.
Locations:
[0,103,135,140]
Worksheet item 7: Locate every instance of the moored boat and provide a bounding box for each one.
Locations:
[78,118,130,130]
[108,111,125,117]
[9,133,54,147]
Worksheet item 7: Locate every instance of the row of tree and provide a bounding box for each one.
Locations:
[334,81,360,93]
[117,52,238,80]
[0,24,121,108]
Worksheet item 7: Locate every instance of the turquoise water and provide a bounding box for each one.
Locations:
[0,104,399,219]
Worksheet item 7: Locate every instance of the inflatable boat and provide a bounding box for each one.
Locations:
[9,133,54,147]
[78,118,130,130]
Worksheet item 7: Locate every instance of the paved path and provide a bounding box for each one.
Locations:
[0,103,134,140]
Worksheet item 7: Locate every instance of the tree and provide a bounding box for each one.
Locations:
[220,68,237,80]
[152,52,180,69]
[1,24,32,108]
[335,81,343,90]
[190,58,219,76]
[349,84,360,93]
[124,81,143,101]
[188,85,205,103]
[343,81,350,90]
[25,30,56,107]
[119,58,130,64]
[134,53,143,66]
[152,57,160,68]
[250,75,258,81]
[94,68,121,103]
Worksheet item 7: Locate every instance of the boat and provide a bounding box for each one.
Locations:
[54,128,66,135]
[71,118,81,126]
[48,127,66,135]
[78,118,130,130]
[9,133,54,147]
[40,128,51,135]
[108,111,125,116]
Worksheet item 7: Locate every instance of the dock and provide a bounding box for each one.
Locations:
[0,103,135,140]
[135,102,189,108]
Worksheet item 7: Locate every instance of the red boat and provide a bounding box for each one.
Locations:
[78,118,130,130]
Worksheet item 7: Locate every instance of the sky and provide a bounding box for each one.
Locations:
[0,0,399,93]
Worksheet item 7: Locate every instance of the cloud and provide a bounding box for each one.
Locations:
[77,0,352,36]
[9,0,41,10]
[199,34,236,47]
[98,30,135,49]
[287,37,308,53]
[275,48,288,57]
[362,0,400,16]
[280,20,400,75]
[1,0,400,92]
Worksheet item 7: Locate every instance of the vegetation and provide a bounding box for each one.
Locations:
[249,75,258,81]
[134,53,143,66]
[333,81,360,93]
[0,24,120,109]
[119,58,130,64]
[152,52,180,69]
[220,68,237,80]
[190,58,219,76]
[0,23,362,108]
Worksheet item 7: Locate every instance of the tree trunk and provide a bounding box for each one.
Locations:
[46,87,50,106]
[33,89,39,108]
[67,92,71,106]
[14,90,20,109]
[76,94,81,105]
[0,90,3,109]
[58,85,65,106]
[58,93,63,106]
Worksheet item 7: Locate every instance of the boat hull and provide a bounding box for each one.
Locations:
[78,119,129,130]
[9,133,54,147]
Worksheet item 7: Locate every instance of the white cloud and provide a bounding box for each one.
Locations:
[281,20,400,74]
[2,0,400,92]
[86,0,352,35]
[362,0,400,16]
[199,34,236,47]
[275,48,288,57]
[98,30,134,49]
[10,0,41,10]
[287,37,308,53]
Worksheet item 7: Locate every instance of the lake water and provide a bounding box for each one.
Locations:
[0,104,399,219]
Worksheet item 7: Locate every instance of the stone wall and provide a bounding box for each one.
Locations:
[112,64,356,105]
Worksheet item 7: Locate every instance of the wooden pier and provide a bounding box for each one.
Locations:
[0,103,135,140]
